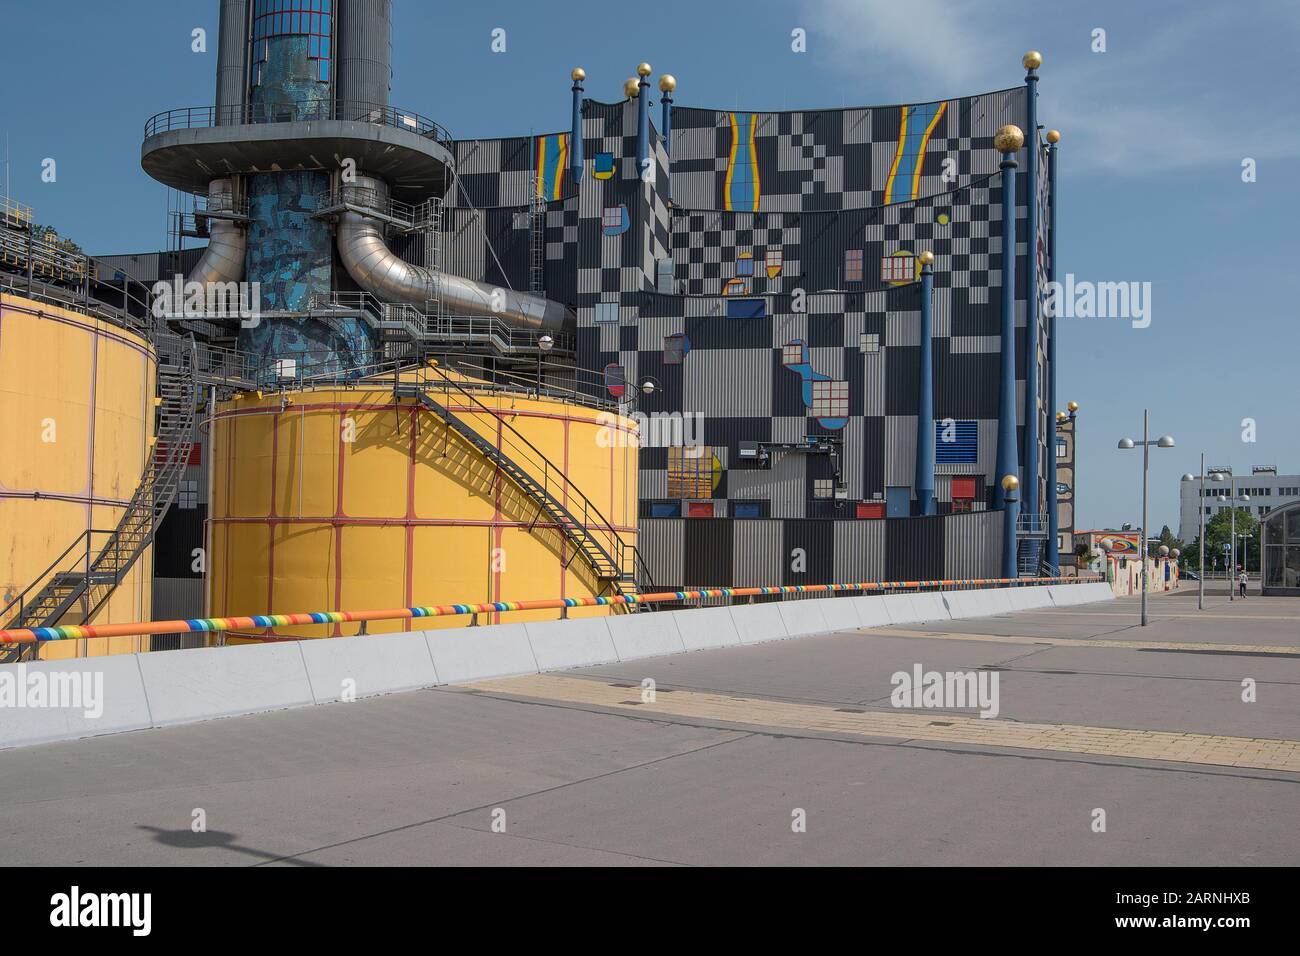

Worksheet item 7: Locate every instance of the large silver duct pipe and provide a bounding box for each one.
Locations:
[214,0,249,123]
[336,176,573,332]
[187,179,246,286]
[336,0,392,110]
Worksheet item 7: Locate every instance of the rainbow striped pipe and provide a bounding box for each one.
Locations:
[0,577,1086,646]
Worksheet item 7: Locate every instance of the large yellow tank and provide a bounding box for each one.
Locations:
[0,292,156,659]
[209,364,639,638]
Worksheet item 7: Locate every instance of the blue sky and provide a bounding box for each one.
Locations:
[1,0,1296,536]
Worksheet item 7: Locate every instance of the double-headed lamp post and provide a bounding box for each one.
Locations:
[1212,472,1249,601]
[1182,457,1224,610]
[1118,409,1175,626]
[537,334,554,397]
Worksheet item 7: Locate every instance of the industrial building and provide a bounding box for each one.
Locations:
[1,0,1069,658]
[1178,465,1300,543]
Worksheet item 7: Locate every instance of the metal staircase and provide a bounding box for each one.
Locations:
[1,334,199,661]
[395,365,645,598]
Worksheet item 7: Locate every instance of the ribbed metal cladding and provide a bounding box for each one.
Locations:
[336,0,392,108]
[733,520,782,586]
[833,519,884,582]
[943,510,1001,579]
[215,0,249,121]
[640,519,684,590]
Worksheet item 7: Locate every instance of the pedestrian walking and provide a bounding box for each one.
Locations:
[1238,567,1248,598]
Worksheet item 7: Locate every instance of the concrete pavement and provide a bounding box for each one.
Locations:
[0,588,1296,866]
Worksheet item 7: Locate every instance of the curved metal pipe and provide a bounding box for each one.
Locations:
[187,179,246,286]
[335,175,572,331]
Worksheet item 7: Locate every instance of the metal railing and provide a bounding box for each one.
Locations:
[144,101,454,146]
[0,576,1087,649]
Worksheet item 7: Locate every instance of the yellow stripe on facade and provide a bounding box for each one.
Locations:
[883,106,909,204]
[910,102,947,199]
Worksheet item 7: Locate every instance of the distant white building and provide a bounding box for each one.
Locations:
[1179,466,1300,542]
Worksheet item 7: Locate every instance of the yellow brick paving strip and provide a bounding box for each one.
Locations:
[862,628,1300,656]
[466,674,1300,773]
[1014,610,1300,622]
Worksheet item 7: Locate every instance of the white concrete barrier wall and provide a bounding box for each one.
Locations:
[0,584,1110,750]
[0,655,154,749]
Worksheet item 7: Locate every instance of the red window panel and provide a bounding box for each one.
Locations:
[856,502,885,519]
[687,501,714,518]
[951,477,976,500]
[155,442,201,468]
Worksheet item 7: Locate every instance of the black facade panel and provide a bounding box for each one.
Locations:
[153,506,207,579]
[781,518,835,586]
[683,517,734,587]
[885,514,945,580]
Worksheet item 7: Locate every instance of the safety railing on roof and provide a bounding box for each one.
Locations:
[144,101,454,146]
[0,576,1094,648]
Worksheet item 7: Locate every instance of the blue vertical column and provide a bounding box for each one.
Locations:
[994,124,1024,578]
[1044,129,1062,570]
[914,251,936,515]
[635,62,651,175]
[1021,53,1042,529]
[659,74,676,203]
[570,68,585,186]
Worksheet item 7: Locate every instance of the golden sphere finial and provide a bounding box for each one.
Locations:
[658,73,676,93]
[623,77,641,99]
[571,67,586,82]
[1022,50,1043,70]
[636,62,652,77]
[918,250,934,265]
[994,124,1024,153]
[1056,411,1066,423]
[1001,474,1020,492]
[1067,400,1079,412]
[1046,129,1061,144]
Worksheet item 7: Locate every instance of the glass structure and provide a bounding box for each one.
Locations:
[1261,501,1300,595]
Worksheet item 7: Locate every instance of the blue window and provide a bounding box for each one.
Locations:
[726,297,766,319]
[649,501,682,518]
[732,501,767,519]
[935,419,978,463]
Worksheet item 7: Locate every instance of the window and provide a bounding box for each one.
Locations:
[668,446,715,499]
[732,501,767,519]
[649,501,681,518]
[603,363,626,398]
[725,297,766,318]
[687,501,715,518]
[764,247,783,277]
[1056,438,1068,458]
[859,332,881,353]
[601,206,623,230]
[656,258,674,293]
[664,333,688,365]
[512,211,530,230]
[813,479,834,499]
[722,278,750,297]
[856,502,885,519]
[594,301,619,324]
[782,342,804,366]
[844,249,864,282]
[935,419,978,464]
[178,480,198,510]
[252,0,333,85]
[952,477,976,500]
[881,254,915,283]
[811,380,849,419]
[736,252,754,276]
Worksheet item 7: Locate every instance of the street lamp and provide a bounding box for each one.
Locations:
[1211,471,1249,601]
[1118,409,1175,626]
[536,334,554,397]
[1001,474,1020,580]
[1182,458,1223,610]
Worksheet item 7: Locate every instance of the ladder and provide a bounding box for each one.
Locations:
[528,175,546,294]
[1,334,199,662]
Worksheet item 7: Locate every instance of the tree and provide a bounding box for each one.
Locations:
[1074,541,1097,566]
[1149,524,1185,560]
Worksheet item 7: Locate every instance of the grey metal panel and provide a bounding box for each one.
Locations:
[884,415,917,488]
[833,518,884,582]
[215,0,249,120]
[733,520,783,586]
[683,347,772,418]
[943,510,1001,579]
[640,518,684,588]
[152,576,205,622]
[336,0,392,109]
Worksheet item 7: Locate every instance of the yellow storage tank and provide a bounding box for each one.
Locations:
[209,364,639,639]
[0,292,156,659]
